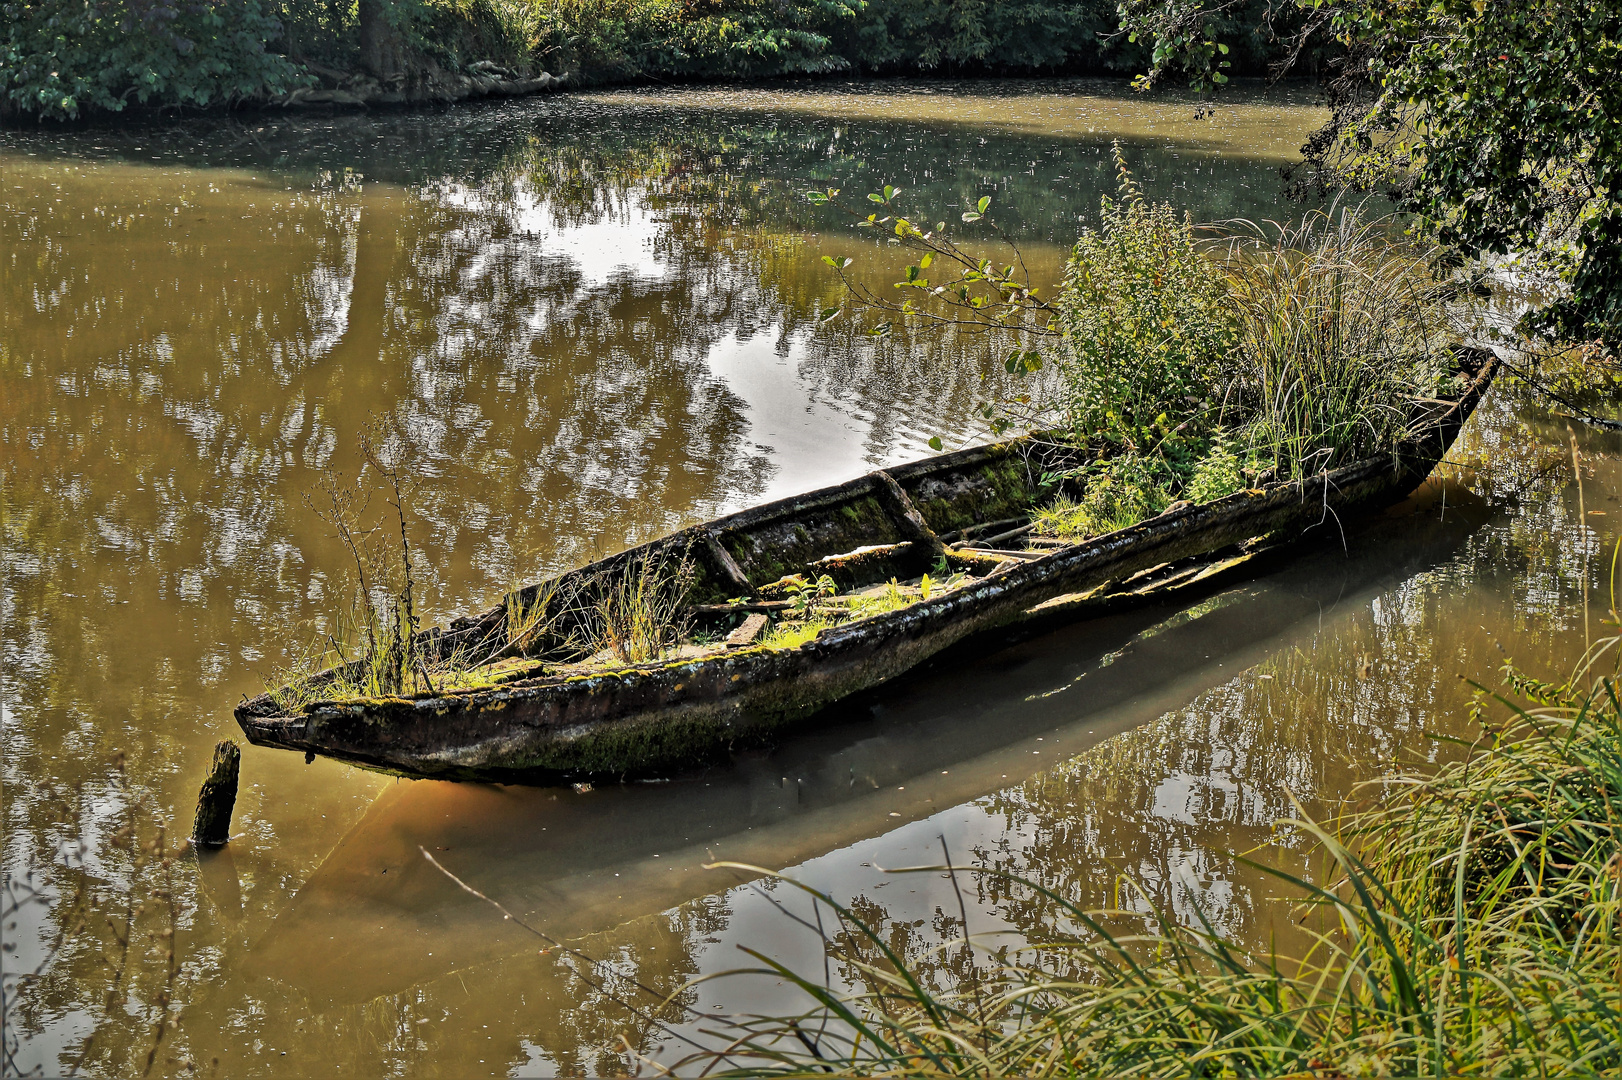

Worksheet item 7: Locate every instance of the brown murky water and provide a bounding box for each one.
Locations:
[1,79,1611,1077]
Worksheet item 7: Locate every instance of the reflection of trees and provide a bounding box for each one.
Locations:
[162,896,725,1076]
[947,407,1604,962]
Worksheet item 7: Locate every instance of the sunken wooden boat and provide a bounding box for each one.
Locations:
[237,351,1497,783]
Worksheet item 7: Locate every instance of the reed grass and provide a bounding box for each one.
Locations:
[1214,209,1461,483]
[583,548,697,664]
[677,644,1622,1077]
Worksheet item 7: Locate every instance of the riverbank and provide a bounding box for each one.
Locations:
[686,641,1622,1075]
[1,0,1310,121]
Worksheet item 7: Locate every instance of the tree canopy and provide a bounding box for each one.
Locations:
[1126,0,1622,346]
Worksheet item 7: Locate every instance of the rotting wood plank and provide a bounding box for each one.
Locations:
[725,613,769,648]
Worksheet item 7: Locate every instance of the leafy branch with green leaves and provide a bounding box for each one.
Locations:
[805,181,1062,444]
[1122,0,1622,350]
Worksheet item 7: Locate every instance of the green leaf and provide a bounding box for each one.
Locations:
[927,436,944,451]
[976,196,991,213]
[961,211,982,223]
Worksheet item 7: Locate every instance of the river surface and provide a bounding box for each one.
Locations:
[0,79,1612,1077]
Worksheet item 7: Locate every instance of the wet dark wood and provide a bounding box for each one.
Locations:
[191,740,240,846]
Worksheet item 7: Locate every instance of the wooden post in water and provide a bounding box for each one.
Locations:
[192,740,240,846]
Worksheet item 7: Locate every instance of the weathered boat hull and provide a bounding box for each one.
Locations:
[246,482,1494,1005]
[235,355,1497,783]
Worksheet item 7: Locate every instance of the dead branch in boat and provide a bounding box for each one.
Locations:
[360,419,437,694]
[687,600,794,616]
[940,516,1026,543]
[977,522,1035,546]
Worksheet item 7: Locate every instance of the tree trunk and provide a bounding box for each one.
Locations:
[357,0,408,82]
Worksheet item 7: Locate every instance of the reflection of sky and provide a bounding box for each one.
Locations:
[443,182,670,289]
[704,326,879,498]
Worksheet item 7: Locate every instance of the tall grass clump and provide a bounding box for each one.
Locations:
[678,645,1622,1076]
[1217,210,1460,482]
[583,547,697,664]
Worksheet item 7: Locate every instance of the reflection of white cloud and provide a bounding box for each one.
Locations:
[301,207,358,359]
[703,326,875,501]
[439,183,669,291]
[522,206,667,290]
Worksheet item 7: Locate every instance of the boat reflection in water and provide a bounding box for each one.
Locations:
[249,476,1489,1007]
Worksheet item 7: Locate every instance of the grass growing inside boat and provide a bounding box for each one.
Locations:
[758,619,832,650]
[754,575,969,650]
[1032,453,1171,541]
[265,419,707,707]
[583,548,697,665]
[680,642,1622,1076]
[1217,209,1461,482]
[1026,165,1466,544]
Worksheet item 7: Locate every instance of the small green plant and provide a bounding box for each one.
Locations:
[1057,147,1238,452]
[1183,429,1249,503]
[845,579,914,619]
[759,617,831,650]
[782,573,837,613]
[1034,452,1171,540]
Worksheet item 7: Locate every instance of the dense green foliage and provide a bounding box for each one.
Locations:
[688,646,1622,1075]
[1029,167,1456,538]
[531,0,1316,85]
[1346,0,1622,345]
[1127,0,1622,347]
[1,0,306,118]
[530,0,862,82]
[1057,168,1235,450]
[0,0,1318,119]
[815,159,1457,539]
